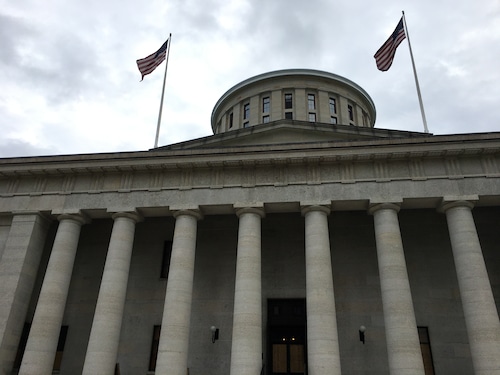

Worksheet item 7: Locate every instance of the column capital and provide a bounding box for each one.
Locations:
[438,195,478,213]
[234,206,265,218]
[110,211,143,223]
[171,208,203,220]
[57,212,91,225]
[368,202,401,215]
[300,203,331,216]
[233,202,264,210]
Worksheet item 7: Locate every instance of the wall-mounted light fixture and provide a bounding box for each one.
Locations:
[359,325,366,344]
[211,326,219,343]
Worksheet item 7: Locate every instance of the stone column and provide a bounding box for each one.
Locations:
[440,199,500,375]
[0,212,51,374]
[301,205,341,375]
[156,209,202,375]
[369,203,424,375]
[230,206,265,375]
[19,214,88,375]
[82,211,141,375]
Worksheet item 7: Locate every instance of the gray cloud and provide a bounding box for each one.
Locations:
[0,139,58,158]
[1,0,499,157]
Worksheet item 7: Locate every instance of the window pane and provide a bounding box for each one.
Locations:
[263,97,270,113]
[331,116,337,124]
[285,112,293,120]
[263,115,270,123]
[243,103,250,120]
[308,113,316,122]
[329,97,336,113]
[285,94,293,109]
[308,94,315,110]
[348,105,354,121]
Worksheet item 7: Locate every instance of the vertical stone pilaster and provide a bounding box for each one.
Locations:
[82,211,142,375]
[369,203,424,375]
[230,206,265,375]
[156,209,202,375]
[0,212,51,374]
[19,214,88,375]
[301,204,341,375]
[440,200,500,375]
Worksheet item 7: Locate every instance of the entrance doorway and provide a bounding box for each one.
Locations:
[267,299,307,375]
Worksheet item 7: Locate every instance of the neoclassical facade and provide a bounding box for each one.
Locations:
[0,69,499,375]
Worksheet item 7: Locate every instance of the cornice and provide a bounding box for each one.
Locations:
[0,132,499,178]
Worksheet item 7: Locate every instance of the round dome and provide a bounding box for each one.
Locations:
[211,69,376,134]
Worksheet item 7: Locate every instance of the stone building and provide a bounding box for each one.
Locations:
[0,69,499,375]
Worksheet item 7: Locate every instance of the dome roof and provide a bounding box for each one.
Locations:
[211,69,376,134]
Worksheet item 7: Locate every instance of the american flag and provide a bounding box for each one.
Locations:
[137,38,169,81]
[374,18,406,71]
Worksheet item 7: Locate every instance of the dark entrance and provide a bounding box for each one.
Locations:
[267,299,307,375]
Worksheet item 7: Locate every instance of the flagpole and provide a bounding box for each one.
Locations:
[154,33,172,148]
[402,11,429,134]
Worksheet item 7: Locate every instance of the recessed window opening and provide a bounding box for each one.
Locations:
[284,93,293,109]
[308,94,316,110]
[149,325,161,371]
[263,97,270,113]
[53,325,69,371]
[329,97,337,114]
[418,326,436,375]
[243,103,250,120]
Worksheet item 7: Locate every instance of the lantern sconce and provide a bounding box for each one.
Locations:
[211,326,219,343]
[359,325,366,344]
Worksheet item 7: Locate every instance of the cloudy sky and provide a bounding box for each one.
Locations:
[1,0,499,158]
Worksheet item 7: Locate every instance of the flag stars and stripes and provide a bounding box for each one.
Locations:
[374,18,406,71]
[137,38,169,81]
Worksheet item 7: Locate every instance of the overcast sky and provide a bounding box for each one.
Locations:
[1,0,499,158]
